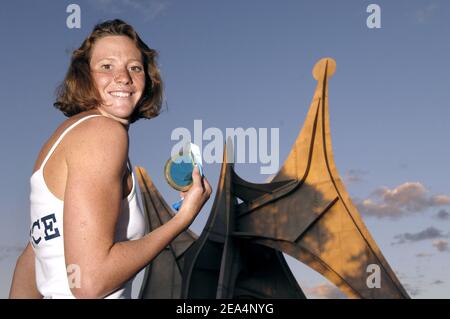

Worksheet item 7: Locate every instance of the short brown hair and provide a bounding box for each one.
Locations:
[54,19,163,123]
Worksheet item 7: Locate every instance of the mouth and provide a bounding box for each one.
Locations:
[108,91,134,98]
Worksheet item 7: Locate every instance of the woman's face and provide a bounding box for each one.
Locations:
[90,35,146,123]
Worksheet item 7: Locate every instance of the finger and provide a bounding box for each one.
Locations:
[197,163,204,177]
[204,178,212,196]
[191,165,204,190]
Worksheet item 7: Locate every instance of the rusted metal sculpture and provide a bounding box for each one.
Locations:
[136,58,409,299]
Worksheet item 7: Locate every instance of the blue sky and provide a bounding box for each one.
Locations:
[0,0,449,298]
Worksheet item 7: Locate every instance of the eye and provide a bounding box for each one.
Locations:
[130,65,143,72]
[100,64,113,70]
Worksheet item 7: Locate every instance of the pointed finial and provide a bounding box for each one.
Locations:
[312,57,336,81]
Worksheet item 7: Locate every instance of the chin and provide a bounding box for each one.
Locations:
[100,103,137,120]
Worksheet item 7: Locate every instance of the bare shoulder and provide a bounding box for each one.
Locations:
[63,116,129,173]
[64,116,128,146]
[70,115,127,138]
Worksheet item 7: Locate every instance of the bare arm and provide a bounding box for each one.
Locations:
[9,243,43,299]
[63,117,211,298]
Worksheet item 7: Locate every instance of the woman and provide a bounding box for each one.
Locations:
[9,19,211,299]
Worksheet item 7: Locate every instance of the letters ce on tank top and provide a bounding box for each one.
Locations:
[29,114,146,299]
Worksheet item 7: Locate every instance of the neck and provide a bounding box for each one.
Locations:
[95,108,130,130]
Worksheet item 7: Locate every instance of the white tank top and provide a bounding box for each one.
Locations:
[29,115,146,298]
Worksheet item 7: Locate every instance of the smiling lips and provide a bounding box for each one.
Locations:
[109,91,133,98]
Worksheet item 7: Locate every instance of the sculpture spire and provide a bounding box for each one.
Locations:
[136,58,409,299]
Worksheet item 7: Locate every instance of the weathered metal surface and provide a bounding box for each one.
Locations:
[135,167,197,299]
[136,58,409,299]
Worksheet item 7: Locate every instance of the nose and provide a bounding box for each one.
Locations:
[113,68,132,84]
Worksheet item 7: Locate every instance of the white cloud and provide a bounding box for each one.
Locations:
[343,169,369,185]
[432,239,449,252]
[305,283,346,299]
[392,227,447,245]
[357,182,450,219]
